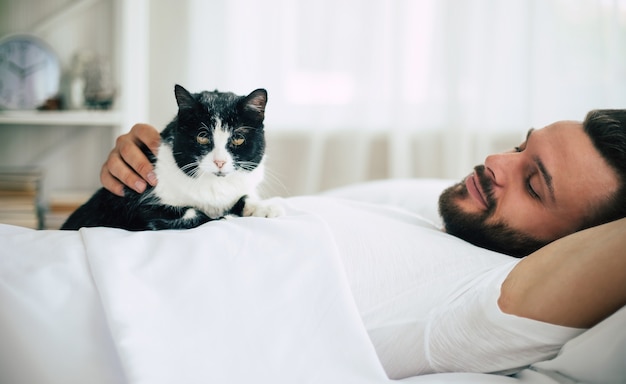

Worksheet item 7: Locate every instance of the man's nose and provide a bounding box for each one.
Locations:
[484,152,520,187]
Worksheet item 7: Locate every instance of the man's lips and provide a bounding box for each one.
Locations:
[465,172,489,210]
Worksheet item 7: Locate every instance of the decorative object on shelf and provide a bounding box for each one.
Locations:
[0,34,61,110]
[79,49,115,110]
[65,50,88,110]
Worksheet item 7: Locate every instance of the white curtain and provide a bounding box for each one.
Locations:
[181,0,625,189]
[186,0,626,132]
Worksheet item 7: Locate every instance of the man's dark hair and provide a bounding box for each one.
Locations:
[581,109,626,229]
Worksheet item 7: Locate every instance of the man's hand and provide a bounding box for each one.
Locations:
[101,123,161,196]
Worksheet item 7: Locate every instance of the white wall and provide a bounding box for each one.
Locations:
[146,1,190,129]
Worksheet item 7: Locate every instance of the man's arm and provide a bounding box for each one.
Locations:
[101,123,161,196]
[498,217,626,328]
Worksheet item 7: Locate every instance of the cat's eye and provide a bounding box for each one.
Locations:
[196,133,210,145]
[231,136,245,146]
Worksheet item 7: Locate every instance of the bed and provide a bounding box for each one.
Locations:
[1,178,624,384]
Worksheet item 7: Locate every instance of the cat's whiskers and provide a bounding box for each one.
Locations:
[199,122,211,134]
[192,166,207,179]
[179,161,200,176]
[235,160,260,172]
[258,167,289,197]
[234,159,288,196]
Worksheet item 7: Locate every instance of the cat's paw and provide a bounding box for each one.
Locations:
[243,199,284,218]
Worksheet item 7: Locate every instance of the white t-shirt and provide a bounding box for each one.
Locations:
[288,196,585,379]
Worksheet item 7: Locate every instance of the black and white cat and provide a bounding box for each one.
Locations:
[61,84,282,231]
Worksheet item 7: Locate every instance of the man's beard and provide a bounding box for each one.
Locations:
[438,165,546,258]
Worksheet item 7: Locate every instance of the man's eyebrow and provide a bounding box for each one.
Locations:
[526,129,556,203]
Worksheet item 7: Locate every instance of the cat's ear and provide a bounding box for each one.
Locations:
[174,84,197,110]
[240,89,267,121]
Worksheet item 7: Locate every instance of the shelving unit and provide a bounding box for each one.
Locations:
[0,110,121,126]
[0,0,149,229]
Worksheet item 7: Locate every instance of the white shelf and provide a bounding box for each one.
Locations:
[0,110,122,126]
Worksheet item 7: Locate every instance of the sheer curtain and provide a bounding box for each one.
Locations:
[183,0,626,186]
[187,0,625,128]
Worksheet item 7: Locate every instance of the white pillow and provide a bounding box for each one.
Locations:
[321,177,456,226]
[529,305,626,383]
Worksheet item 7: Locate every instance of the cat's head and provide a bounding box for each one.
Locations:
[162,84,268,179]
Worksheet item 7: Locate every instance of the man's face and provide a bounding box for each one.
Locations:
[438,121,619,257]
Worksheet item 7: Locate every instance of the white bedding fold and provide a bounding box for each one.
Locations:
[80,212,388,384]
[0,228,124,384]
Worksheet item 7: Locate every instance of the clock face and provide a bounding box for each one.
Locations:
[0,34,61,110]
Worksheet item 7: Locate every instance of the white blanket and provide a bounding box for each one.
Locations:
[1,178,624,384]
[1,211,391,384]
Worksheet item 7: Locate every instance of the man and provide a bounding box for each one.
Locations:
[100,110,626,361]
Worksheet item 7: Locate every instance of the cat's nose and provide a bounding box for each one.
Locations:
[214,160,226,169]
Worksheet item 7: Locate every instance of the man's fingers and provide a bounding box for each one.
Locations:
[126,124,159,186]
[100,163,127,197]
[131,123,161,156]
[100,123,161,195]
[101,150,147,195]
[116,134,156,186]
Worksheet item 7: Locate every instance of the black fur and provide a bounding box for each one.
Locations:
[61,85,267,231]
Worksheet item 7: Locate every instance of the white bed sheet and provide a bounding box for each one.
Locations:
[1,178,624,384]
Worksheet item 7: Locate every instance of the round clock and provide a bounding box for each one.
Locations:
[0,34,61,110]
